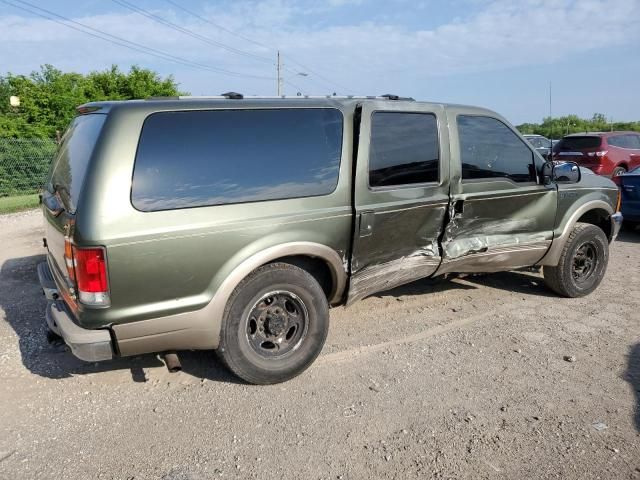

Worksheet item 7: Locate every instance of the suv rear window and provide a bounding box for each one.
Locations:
[132,109,343,211]
[554,136,602,151]
[47,114,106,214]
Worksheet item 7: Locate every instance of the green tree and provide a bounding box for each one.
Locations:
[517,114,640,139]
[0,64,185,138]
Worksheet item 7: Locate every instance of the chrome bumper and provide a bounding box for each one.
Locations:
[611,212,623,241]
[38,262,113,362]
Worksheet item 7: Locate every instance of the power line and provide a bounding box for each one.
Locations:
[161,0,271,51]
[2,0,273,80]
[284,54,352,94]
[158,0,352,94]
[111,0,272,64]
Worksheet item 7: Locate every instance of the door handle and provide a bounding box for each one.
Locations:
[453,200,464,215]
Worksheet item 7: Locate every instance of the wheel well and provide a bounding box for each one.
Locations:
[577,208,611,240]
[268,255,334,300]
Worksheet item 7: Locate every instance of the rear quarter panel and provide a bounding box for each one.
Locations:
[74,101,355,329]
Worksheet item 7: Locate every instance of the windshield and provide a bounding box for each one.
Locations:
[47,114,106,213]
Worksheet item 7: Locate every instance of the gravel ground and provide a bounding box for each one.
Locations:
[0,209,638,480]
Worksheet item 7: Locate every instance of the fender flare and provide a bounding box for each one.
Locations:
[538,200,613,266]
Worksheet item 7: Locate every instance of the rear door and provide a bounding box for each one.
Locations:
[42,113,107,302]
[347,101,450,304]
[438,109,556,274]
[627,134,640,170]
[620,167,640,220]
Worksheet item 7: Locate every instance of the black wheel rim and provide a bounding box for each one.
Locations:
[572,241,598,284]
[245,290,309,358]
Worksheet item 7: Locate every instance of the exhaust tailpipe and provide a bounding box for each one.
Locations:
[164,352,182,373]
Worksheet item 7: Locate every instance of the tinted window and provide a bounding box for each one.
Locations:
[369,112,439,187]
[610,134,640,149]
[457,115,535,182]
[48,114,106,213]
[132,109,343,211]
[607,135,626,148]
[554,136,602,151]
[525,136,549,149]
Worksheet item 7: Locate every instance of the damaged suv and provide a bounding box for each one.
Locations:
[39,95,623,384]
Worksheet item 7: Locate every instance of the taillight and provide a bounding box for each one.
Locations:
[616,188,622,212]
[587,151,608,157]
[64,237,75,281]
[72,247,110,306]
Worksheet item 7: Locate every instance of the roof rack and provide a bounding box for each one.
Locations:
[172,94,415,101]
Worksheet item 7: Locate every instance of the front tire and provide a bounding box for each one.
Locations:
[543,223,609,297]
[217,263,329,384]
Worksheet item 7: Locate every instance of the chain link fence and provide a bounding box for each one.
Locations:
[0,138,57,197]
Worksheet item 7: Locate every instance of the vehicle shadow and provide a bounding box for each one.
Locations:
[624,343,640,432]
[376,268,554,299]
[616,227,640,244]
[0,254,242,384]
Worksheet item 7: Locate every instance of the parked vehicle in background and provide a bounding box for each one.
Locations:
[523,134,552,159]
[553,132,640,178]
[618,165,640,229]
[38,95,622,384]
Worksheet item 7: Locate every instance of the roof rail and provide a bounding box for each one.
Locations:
[145,96,180,100]
[173,94,415,101]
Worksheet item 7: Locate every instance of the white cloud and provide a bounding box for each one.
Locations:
[0,0,638,97]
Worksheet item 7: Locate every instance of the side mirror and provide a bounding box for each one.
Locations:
[542,161,581,184]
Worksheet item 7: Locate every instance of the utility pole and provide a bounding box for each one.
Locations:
[549,81,553,140]
[276,50,283,96]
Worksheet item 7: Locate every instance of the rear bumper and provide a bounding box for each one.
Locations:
[38,262,114,362]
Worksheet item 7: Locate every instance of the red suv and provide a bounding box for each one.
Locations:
[552,132,640,177]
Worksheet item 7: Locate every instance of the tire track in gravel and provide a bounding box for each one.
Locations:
[317,307,502,366]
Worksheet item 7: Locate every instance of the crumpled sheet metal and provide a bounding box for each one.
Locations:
[347,248,441,305]
[442,216,547,260]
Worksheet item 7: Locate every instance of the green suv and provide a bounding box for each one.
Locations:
[38,95,623,384]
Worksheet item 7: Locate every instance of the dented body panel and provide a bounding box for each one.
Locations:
[347,101,450,304]
[40,96,620,361]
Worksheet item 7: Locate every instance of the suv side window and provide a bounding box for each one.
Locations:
[608,135,624,148]
[369,112,439,187]
[458,115,535,183]
[622,134,640,149]
[132,108,343,211]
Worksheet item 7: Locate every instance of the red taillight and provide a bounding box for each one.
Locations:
[72,247,110,306]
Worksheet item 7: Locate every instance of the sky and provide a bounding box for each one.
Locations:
[1,0,639,125]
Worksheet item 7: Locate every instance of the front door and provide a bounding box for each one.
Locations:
[437,109,557,275]
[347,101,450,304]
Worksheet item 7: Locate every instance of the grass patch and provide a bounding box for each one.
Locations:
[0,194,40,214]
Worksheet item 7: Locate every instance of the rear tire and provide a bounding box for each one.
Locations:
[217,263,329,384]
[543,223,609,298]
[612,166,626,177]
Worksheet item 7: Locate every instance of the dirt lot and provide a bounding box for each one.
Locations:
[0,209,638,480]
